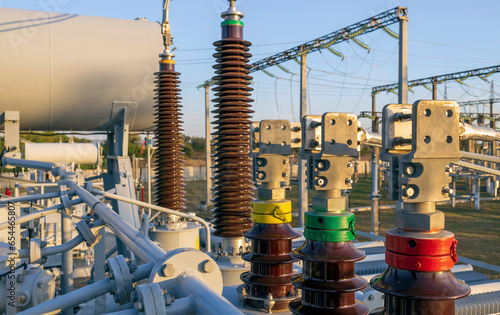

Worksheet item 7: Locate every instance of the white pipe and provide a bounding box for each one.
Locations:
[176,273,243,315]
[91,189,212,253]
[25,143,99,164]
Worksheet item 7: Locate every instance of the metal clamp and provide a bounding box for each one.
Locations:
[75,220,101,247]
[29,238,42,264]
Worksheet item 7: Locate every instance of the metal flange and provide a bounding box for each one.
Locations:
[135,282,167,315]
[107,255,134,305]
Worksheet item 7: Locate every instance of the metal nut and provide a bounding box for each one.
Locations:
[161,263,175,277]
[442,187,453,195]
[316,178,325,186]
[257,172,265,180]
[405,165,415,175]
[282,159,289,165]
[403,187,415,197]
[201,259,217,273]
[282,172,288,178]
[345,178,353,185]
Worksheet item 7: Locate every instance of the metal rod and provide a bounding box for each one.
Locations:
[18,262,154,315]
[175,273,244,315]
[0,191,74,205]
[371,94,380,236]
[398,14,408,104]
[432,79,437,100]
[205,83,213,207]
[147,145,152,217]
[67,182,166,263]
[91,189,212,252]
[298,54,308,228]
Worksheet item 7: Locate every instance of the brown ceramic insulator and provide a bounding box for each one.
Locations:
[371,266,470,315]
[240,223,301,311]
[290,241,369,315]
[210,37,254,237]
[153,66,185,211]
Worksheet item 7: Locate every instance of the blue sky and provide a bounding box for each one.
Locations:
[2,0,500,136]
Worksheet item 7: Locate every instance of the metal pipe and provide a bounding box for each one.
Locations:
[460,122,500,141]
[176,273,244,315]
[461,151,500,164]
[19,234,84,258]
[205,83,213,207]
[1,157,55,171]
[453,160,500,177]
[0,197,90,230]
[18,262,154,315]
[61,207,73,315]
[104,309,139,315]
[164,296,196,315]
[0,190,74,204]
[67,182,166,262]
[91,189,212,252]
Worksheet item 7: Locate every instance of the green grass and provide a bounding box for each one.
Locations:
[185,177,500,279]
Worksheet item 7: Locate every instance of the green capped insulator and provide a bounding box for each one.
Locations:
[304,211,356,242]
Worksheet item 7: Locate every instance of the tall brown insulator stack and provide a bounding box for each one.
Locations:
[211,1,254,237]
[154,56,185,211]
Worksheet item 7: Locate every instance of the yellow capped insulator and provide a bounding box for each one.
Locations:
[251,200,292,224]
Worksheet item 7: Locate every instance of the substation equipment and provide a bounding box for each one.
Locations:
[0,1,500,315]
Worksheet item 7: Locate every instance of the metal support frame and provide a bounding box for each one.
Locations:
[298,54,308,228]
[0,111,21,160]
[398,9,408,105]
[250,7,407,72]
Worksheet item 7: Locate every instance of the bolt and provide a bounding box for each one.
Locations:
[368,295,374,301]
[345,178,353,185]
[403,187,415,198]
[316,178,325,186]
[310,121,321,128]
[443,187,453,195]
[257,158,265,166]
[347,162,354,168]
[37,280,43,288]
[201,259,217,273]
[161,263,175,277]
[282,172,288,178]
[257,172,265,180]
[282,159,288,165]
[311,140,320,147]
[136,301,144,311]
[445,165,451,173]
[317,162,324,170]
[405,165,415,175]
[17,294,27,304]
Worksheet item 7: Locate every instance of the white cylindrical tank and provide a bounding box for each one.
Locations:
[0,8,163,131]
[25,143,99,164]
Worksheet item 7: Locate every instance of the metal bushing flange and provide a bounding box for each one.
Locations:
[304,211,356,242]
[107,255,134,305]
[385,228,457,272]
[148,248,222,297]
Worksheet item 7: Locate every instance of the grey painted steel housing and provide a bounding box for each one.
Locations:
[0,8,163,131]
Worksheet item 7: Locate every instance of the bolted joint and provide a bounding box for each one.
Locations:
[442,186,453,195]
[200,259,217,273]
[394,210,445,231]
[161,263,175,277]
